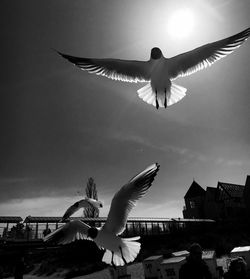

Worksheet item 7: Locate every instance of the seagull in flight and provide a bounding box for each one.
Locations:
[56,28,250,109]
[44,163,160,266]
[60,197,103,223]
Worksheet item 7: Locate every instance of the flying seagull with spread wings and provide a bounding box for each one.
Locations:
[60,197,103,223]
[56,28,250,109]
[44,163,160,266]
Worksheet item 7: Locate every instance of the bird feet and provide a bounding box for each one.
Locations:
[111,251,116,268]
[119,246,127,265]
[155,90,159,109]
[164,89,167,108]
[155,89,167,109]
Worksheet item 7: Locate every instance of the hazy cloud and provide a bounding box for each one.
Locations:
[215,157,245,167]
[111,132,209,163]
[111,131,250,169]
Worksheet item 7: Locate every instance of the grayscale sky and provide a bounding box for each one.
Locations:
[1,0,250,218]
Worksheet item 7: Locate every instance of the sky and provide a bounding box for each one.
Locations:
[0,0,250,219]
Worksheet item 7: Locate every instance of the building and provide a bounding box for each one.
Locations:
[244,176,250,218]
[183,180,206,219]
[183,175,250,220]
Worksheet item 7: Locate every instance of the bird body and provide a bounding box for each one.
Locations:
[56,28,250,109]
[150,57,170,91]
[139,54,187,108]
[44,163,160,266]
[94,229,141,266]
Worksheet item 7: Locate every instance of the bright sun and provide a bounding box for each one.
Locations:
[167,9,195,39]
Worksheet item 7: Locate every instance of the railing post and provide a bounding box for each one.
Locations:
[35,223,38,239]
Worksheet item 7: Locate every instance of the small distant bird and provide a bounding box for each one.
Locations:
[56,28,250,109]
[60,197,103,223]
[44,163,160,266]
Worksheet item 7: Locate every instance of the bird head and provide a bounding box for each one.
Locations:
[150,47,163,60]
[85,198,104,208]
[87,227,98,239]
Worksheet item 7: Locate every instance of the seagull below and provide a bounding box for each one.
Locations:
[44,163,160,266]
[56,28,250,109]
[60,197,103,223]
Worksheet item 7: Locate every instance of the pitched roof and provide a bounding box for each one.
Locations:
[184,180,206,199]
[218,182,244,199]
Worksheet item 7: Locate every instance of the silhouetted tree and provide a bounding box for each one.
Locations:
[84,177,99,218]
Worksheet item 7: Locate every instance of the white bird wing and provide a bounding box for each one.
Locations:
[102,163,160,236]
[168,28,250,79]
[43,220,90,245]
[57,51,150,83]
[61,199,95,220]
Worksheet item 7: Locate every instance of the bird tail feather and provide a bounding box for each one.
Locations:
[137,82,187,108]
[102,236,141,266]
[168,83,187,106]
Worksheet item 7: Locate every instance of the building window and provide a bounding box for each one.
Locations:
[165,268,176,276]
[190,201,196,208]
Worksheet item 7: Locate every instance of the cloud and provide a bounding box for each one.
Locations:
[0,196,81,219]
[111,131,250,169]
[0,194,183,221]
[111,131,208,163]
[0,176,62,203]
[215,157,245,167]
[130,200,183,218]
[0,177,35,184]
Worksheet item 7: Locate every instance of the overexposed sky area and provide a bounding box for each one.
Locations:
[1,0,250,219]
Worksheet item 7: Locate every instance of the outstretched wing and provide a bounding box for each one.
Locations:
[103,163,160,235]
[57,51,150,83]
[61,198,103,222]
[44,220,90,245]
[168,28,250,79]
[61,199,94,222]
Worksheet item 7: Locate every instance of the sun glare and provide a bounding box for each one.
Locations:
[167,9,195,39]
